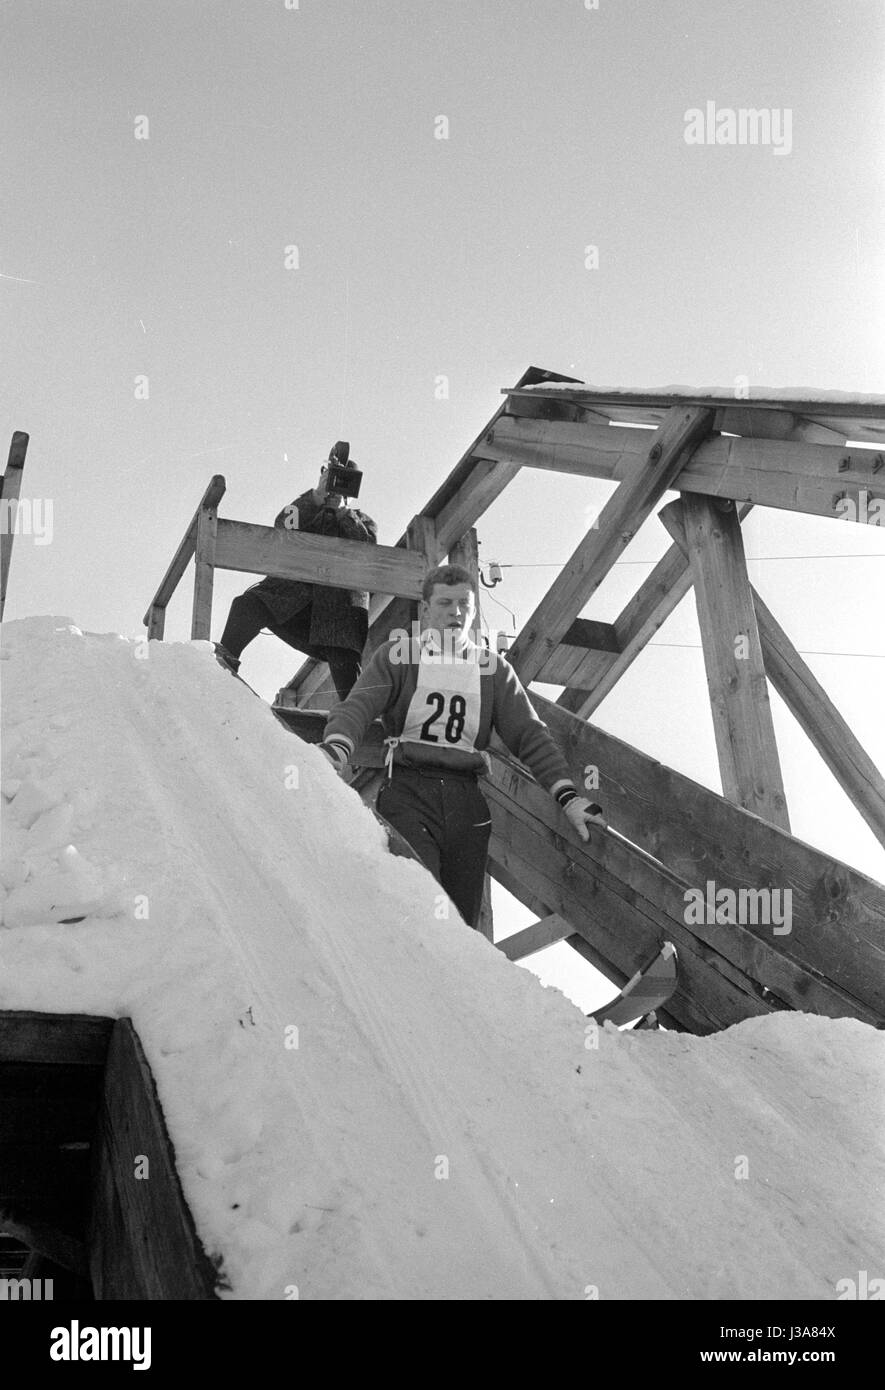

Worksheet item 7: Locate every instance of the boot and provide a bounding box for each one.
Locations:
[214,643,241,675]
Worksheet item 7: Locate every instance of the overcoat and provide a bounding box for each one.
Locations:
[250,489,378,654]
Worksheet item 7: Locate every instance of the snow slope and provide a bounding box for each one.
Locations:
[1,618,883,1300]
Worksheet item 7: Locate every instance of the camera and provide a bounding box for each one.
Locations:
[324,441,363,499]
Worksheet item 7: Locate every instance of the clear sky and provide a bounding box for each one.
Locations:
[3,0,884,1004]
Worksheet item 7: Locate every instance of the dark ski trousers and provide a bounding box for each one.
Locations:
[377,766,492,929]
[220,589,361,701]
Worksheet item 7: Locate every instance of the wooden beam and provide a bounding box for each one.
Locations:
[0,431,28,621]
[556,503,753,717]
[660,501,885,851]
[213,520,426,598]
[191,500,218,642]
[142,475,227,630]
[483,415,885,521]
[508,405,715,685]
[487,753,882,1028]
[537,618,621,685]
[486,771,772,1035]
[516,696,885,1016]
[500,384,885,444]
[434,458,521,549]
[90,1019,219,1299]
[755,591,885,851]
[0,1011,113,1066]
[497,913,575,961]
[661,496,790,829]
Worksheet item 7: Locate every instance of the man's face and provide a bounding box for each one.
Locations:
[420,583,475,639]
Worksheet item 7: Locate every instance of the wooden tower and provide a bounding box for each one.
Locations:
[138,366,885,1035]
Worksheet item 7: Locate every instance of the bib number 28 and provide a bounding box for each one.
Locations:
[419,692,467,744]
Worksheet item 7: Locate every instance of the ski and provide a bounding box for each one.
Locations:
[587,941,677,1028]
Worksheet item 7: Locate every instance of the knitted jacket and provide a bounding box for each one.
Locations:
[322,634,579,799]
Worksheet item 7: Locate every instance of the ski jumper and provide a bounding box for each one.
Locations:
[321,631,582,928]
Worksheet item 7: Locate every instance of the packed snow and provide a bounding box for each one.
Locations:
[517,382,885,406]
[1,617,883,1300]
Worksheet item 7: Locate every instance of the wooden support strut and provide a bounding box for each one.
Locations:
[660,498,885,851]
[0,431,29,622]
[556,503,753,719]
[661,494,790,830]
[521,694,885,1018]
[508,405,716,686]
[143,475,227,638]
[483,414,885,522]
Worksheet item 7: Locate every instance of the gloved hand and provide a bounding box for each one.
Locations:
[561,796,605,842]
[319,740,349,775]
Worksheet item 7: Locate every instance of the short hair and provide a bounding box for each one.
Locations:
[421,563,476,603]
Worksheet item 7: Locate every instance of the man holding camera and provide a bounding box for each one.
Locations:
[216,444,377,699]
[318,563,605,930]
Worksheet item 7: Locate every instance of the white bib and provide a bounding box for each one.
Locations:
[400,635,482,753]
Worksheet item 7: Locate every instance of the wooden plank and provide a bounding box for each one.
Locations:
[191,502,218,642]
[488,757,880,1027]
[0,431,28,621]
[497,913,576,961]
[508,406,716,684]
[142,475,226,628]
[537,619,621,684]
[556,503,753,717]
[484,415,885,520]
[501,384,885,442]
[213,519,426,599]
[755,590,885,850]
[673,494,790,829]
[486,787,769,1035]
[0,1011,113,1066]
[434,459,522,548]
[89,1018,219,1300]
[522,696,885,1013]
[660,500,885,851]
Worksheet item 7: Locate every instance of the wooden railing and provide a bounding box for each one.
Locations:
[0,431,29,621]
[143,475,433,642]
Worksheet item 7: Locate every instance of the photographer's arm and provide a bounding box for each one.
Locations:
[274,490,317,530]
[337,509,378,543]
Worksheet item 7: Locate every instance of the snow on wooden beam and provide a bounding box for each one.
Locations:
[508,405,715,685]
[500,383,885,444]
